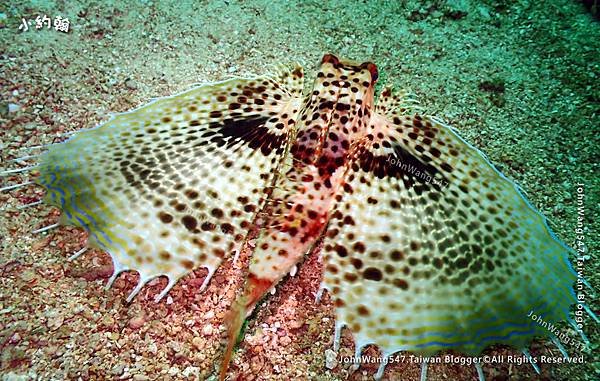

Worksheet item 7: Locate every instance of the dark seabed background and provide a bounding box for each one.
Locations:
[0,0,598,380]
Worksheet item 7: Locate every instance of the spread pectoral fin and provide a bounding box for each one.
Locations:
[321,111,576,359]
[37,66,305,300]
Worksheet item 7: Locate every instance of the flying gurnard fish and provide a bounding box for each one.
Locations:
[1,54,596,380]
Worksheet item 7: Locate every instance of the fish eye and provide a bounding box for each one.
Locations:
[360,62,378,84]
[366,63,378,83]
[322,54,340,66]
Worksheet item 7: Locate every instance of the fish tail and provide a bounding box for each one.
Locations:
[219,294,248,381]
[219,274,274,380]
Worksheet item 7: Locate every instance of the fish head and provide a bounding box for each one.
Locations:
[292,54,379,166]
[316,53,378,110]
